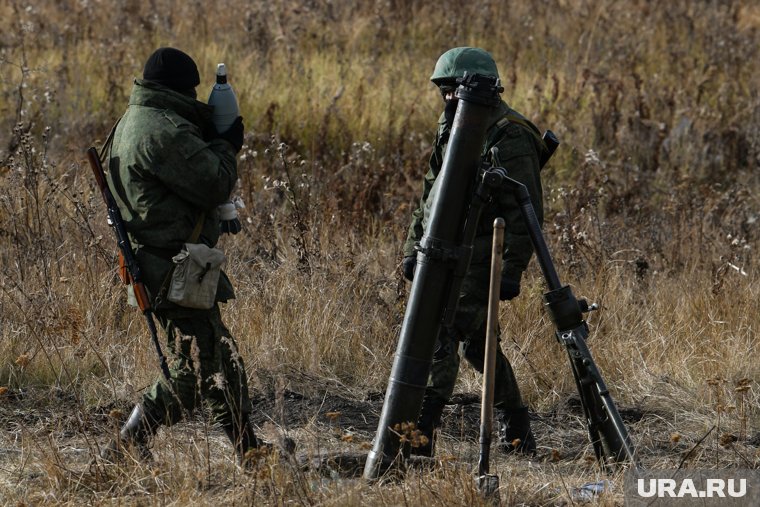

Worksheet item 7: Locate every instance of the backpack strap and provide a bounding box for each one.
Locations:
[484,112,547,160]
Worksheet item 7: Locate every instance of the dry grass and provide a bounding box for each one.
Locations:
[1,0,759,505]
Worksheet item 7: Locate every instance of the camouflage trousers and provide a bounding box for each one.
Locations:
[141,304,252,429]
[425,261,524,410]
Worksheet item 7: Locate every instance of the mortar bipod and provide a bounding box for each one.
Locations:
[476,158,640,470]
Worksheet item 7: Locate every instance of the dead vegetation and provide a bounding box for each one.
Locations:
[1,0,759,505]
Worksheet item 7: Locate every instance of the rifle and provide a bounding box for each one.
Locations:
[86,147,171,381]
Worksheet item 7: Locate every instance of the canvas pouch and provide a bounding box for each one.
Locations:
[167,243,226,309]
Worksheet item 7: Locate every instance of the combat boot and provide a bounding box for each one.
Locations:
[100,404,160,463]
[411,397,446,457]
[223,419,262,462]
[226,419,298,465]
[496,406,536,455]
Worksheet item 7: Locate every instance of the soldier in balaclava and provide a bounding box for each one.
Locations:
[403,47,548,456]
[100,47,262,465]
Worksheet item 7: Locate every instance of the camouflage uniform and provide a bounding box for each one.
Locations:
[404,47,546,455]
[105,73,257,459]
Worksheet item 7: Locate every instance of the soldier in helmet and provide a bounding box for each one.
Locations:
[100,47,264,465]
[403,47,548,456]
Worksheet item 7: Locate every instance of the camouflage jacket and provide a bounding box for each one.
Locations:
[403,100,546,283]
[107,79,238,307]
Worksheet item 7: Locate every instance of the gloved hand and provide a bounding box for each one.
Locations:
[219,116,244,153]
[221,217,242,234]
[402,256,416,281]
[499,275,520,301]
[218,200,242,235]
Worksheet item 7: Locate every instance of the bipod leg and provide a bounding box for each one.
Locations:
[560,326,639,469]
[566,347,608,466]
[485,167,639,470]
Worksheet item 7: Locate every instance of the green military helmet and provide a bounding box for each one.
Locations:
[430,47,500,87]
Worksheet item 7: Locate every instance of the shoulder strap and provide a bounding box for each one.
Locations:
[485,112,547,156]
[188,213,205,244]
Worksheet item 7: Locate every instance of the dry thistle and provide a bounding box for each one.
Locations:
[15,354,30,368]
[393,422,410,432]
[391,421,424,447]
[413,433,429,448]
[735,378,751,392]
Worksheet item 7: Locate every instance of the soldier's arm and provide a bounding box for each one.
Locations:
[403,145,442,257]
[152,123,238,210]
[494,125,544,281]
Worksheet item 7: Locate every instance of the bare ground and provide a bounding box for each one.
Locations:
[1,372,758,505]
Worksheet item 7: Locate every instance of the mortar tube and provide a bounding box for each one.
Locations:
[363,74,502,480]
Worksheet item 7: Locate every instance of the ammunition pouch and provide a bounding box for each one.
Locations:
[166,243,226,310]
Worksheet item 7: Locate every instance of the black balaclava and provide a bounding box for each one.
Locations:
[142,47,200,92]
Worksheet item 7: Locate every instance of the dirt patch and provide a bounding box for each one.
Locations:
[245,382,658,467]
[2,375,754,483]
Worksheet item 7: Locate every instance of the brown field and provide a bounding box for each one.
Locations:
[1,0,759,505]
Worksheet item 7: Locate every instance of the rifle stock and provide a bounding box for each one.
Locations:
[86,147,171,381]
